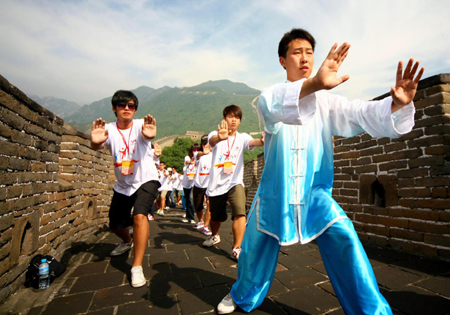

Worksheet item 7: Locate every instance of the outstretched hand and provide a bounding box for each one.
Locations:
[313,42,351,90]
[91,118,108,149]
[391,59,424,109]
[218,120,229,141]
[142,114,157,140]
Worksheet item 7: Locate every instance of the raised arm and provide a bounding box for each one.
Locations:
[209,120,229,147]
[249,132,265,148]
[141,114,157,140]
[390,58,425,113]
[91,118,109,150]
[300,42,351,99]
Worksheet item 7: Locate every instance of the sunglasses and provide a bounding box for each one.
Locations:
[116,102,136,110]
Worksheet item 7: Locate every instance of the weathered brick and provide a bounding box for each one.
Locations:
[398,188,431,198]
[355,140,377,150]
[425,125,450,136]
[424,234,450,247]
[390,228,423,242]
[397,168,429,178]
[409,220,450,234]
[397,129,423,141]
[402,209,440,221]
[425,145,450,155]
[416,199,449,210]
[416,177,450,187]
[399,198,415,208]
[9,157,30,171]
[342,137,361,145]
[10,129,33,146]
[432,187,448,198]
[377,138,390,145]
[360,147,384,157]
[401,241,438,257]
[414,93,448,109]
[354,165,377,174]
[424,104,450,116]
[341,151,360,159]
[363,224,389,236]
[379,161,408,171]
[355,213,378,224]
[334,146,351,153]
[0,107,26,130]
[409,156,444,168]
[378,217,409,229]
[18,146,41,161]
[384,142,407,153]
[407,135,446,148]
[0,124,12,139]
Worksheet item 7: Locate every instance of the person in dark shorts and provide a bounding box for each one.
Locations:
[91,90,160,288]
[204,105,264,260]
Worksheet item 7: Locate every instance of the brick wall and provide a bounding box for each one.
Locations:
[244,74,450,260]
[0,75,114,302]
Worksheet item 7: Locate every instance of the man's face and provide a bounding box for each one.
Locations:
[159,163,165,170]
[112,99,136,120]
[224,113,241,132]
[279,39,314,82]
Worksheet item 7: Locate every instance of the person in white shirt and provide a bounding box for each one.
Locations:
[156,162,170,216]
[170,168,180,206]
[91,90,160,288]
[204,105,264,260]
[217,28,424,315]
[192,135,213,236]
[181,144,200,223]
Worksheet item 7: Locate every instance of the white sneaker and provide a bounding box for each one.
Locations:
[231,246,241,261]
[203,235,221,247]
[193,222,204,230]
[131,266,146,288]
[217,293,237,314]
[181,219,188,223]
[202,227,212,236]
[110,241,133,256]
[148,214,154,221]
[189,219,196,224]
[164,206,169,210]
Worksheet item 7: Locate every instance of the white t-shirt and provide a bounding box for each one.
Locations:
[171,172,180,189]
[104,119,158,196]
[194,153,212,189]
[206,131,254,197]
[158,169,172,191]
[181,155,197,189]
[177,175,184,190]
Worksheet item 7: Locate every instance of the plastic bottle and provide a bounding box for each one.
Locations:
[38,258,50,289]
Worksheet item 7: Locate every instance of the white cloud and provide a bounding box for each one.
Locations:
[0,0,449,104]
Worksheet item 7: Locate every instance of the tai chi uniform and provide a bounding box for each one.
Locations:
[230,79,415,314]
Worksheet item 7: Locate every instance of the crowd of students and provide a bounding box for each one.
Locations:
[151,105,264,257]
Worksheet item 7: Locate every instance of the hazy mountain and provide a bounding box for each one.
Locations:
[65,79,262,139]
[29,95,82,119]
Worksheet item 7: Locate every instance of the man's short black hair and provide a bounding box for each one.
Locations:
[223,104,243,120]
[278,28,316,58]
[111,90,139,110]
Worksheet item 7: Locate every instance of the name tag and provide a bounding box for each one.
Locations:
[224,161,233,175]
[188,173,195,180]
[121,160,134,175]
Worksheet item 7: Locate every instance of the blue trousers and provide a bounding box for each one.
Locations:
[230,213,392,315]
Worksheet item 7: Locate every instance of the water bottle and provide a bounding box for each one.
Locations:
[38,258,50,289]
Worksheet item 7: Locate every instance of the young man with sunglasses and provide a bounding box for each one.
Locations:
[217,28,424,314]
[91,90,160,288]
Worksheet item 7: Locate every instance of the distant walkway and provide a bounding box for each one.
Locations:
[3,206,450,315]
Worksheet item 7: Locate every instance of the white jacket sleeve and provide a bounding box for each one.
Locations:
[325,93,415,138]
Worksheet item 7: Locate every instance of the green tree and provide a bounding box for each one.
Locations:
[160,137,197,171]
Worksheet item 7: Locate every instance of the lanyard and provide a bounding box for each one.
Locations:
[225,135,236,160]
[116,122,133,156]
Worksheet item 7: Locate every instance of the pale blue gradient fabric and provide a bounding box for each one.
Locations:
[231,214,393,314]
[254,79,415,245]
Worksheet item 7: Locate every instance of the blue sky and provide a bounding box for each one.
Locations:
[1,0,449,105]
